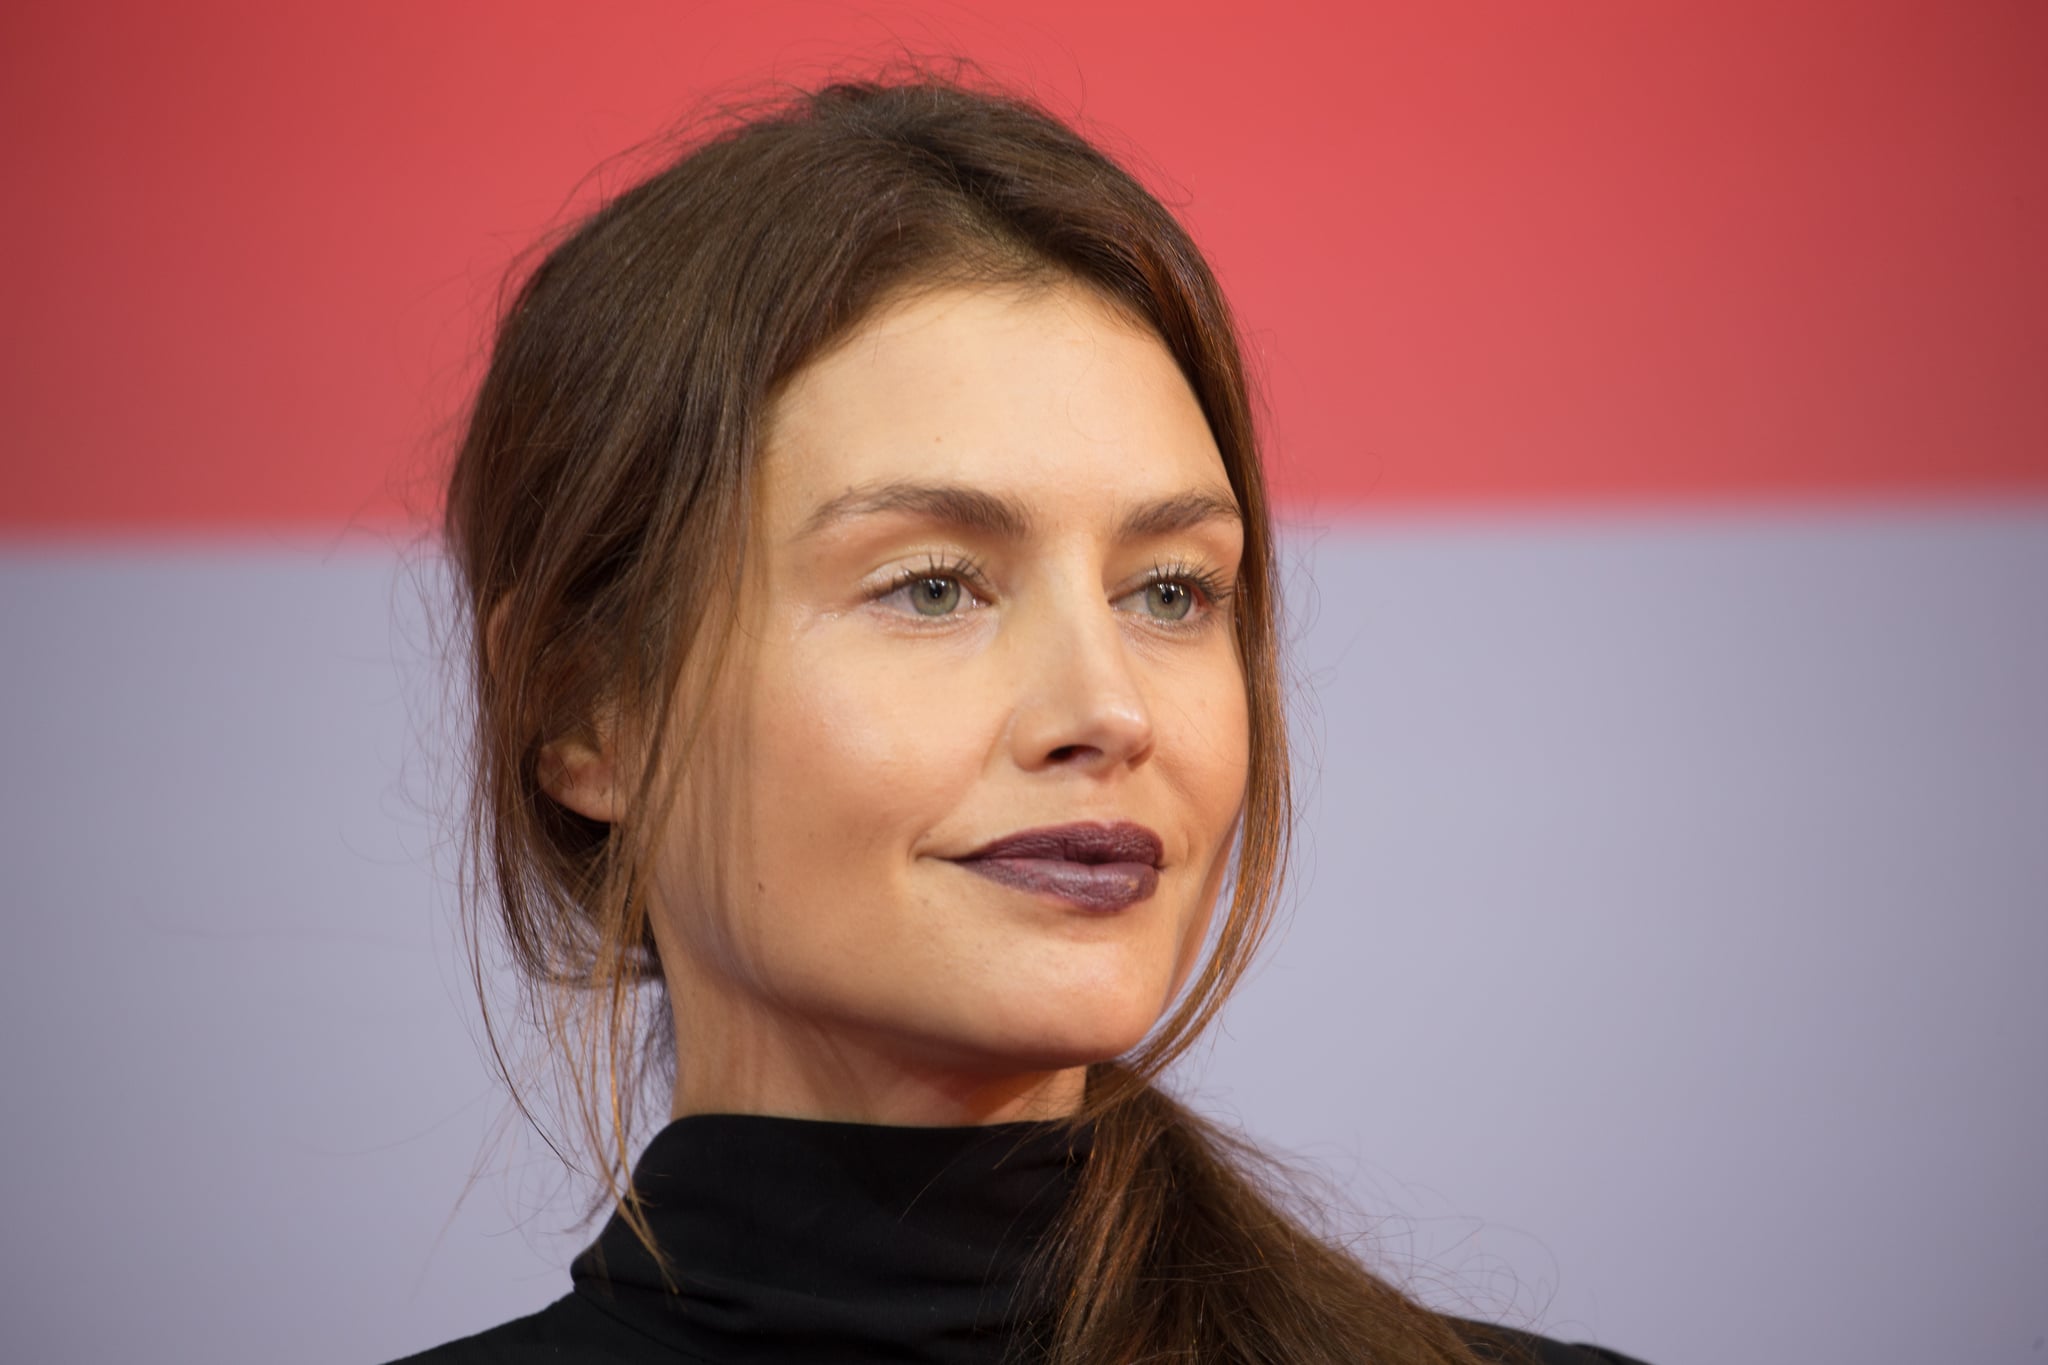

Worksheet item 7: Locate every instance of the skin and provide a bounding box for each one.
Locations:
[545,278,1251,1126]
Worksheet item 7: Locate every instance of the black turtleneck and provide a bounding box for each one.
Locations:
[389,1113,1649,1365]
[579,1113,1081,1362]
[393,1113,1086,1365]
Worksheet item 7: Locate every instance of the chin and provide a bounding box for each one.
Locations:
[955,983,1171,1072]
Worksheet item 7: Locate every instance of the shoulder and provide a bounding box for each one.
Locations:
[380,1291,665,1364]
[1450,1315,1655,1365]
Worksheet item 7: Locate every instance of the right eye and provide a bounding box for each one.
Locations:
[873,560,988,619]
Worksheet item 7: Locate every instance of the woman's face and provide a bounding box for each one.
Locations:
[640,279,1251,1123]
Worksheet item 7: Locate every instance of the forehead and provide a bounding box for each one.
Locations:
[756,280,1232,529]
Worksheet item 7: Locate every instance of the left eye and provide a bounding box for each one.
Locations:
[1119,579,1198,621]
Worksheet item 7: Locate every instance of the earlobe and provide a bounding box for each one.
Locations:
[538,733,625,824]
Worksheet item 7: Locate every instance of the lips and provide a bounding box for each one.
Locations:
[950,821,1163,913]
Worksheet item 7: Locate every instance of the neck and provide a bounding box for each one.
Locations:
[666,989,1091,1126]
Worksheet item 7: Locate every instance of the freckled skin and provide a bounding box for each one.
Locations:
[564,281,1252,1127]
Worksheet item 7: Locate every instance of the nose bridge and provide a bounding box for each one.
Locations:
[1005,563,1154,770]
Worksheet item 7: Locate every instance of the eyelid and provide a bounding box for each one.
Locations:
[1142,557,1233,598]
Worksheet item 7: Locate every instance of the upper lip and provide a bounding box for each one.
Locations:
[955,821,1164,867]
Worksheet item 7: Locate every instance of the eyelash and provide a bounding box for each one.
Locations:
[1141,560,1237,622]
[873,554,1234,629]
[874,553,993,614]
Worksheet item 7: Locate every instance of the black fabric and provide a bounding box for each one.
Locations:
[388,1113,1649,1365]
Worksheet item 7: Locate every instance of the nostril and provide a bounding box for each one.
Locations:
[1047,744,1083,763]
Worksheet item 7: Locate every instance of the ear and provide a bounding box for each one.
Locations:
[537,728,625,824]
[487,596,629,825]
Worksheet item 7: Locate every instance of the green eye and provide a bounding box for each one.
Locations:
[1145,581,1194,620]
[910,576,963,616]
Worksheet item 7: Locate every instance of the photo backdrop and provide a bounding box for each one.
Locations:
[3,4,2044,1363]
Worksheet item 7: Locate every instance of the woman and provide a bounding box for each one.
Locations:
[397,73,1649,1365]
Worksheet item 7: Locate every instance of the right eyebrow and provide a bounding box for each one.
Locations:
[796,480,1033,541]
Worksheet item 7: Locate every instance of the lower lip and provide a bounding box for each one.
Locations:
[953,857,1160,913]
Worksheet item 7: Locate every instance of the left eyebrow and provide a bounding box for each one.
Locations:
[1113,488,1243,541]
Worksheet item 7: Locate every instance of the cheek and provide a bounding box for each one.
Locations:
[656,630,989,991]
[738,629,989,894]
[1154,647,1253,825]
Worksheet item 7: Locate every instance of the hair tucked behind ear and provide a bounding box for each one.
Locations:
[444,66,1487,1363]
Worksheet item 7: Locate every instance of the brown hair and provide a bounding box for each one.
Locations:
[444,69,1485,1364]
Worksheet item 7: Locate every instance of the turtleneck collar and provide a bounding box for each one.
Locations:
[569,1112,1093,1364]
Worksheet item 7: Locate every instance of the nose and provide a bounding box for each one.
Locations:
[1004,590,1156,774]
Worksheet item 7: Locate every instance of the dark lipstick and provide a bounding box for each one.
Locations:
[951,821,1163,913]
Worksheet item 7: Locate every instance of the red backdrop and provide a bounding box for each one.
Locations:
[3,1,2043,533]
